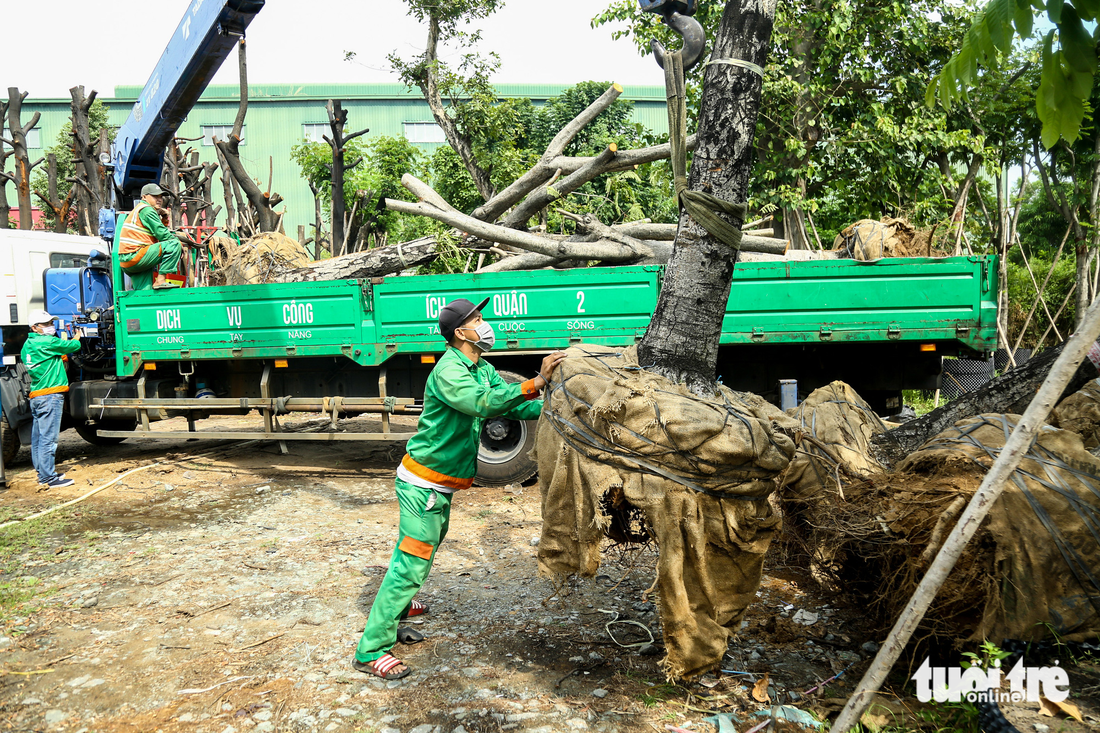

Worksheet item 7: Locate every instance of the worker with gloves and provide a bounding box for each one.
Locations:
[22,310,81,488]
[352,297,565,681]
[116,183,183,290]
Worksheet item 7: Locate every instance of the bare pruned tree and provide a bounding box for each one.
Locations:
[34,154,75,233]
[4,88,45,229]
[322,100,368,253]
[67,86,107,234]
[214,39,283,233]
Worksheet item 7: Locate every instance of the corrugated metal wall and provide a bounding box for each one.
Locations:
[20,83,668,239]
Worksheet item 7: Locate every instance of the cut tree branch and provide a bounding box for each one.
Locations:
[386,198,653,263]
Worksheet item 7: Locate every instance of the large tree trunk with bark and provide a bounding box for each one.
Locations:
[5,88,44,230]
[636,0,779,393]
[274,236,437,283]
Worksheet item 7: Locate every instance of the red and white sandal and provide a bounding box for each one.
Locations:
[353,653,410,680]
[402,599,430,618]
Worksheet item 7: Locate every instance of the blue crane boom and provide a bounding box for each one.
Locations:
[110,0,264,205]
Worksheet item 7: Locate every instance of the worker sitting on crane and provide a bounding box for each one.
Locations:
[117,183,183,290]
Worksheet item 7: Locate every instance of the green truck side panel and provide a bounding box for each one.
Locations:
[113,256,999,377]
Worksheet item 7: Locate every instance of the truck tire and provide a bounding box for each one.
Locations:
[476,370,539,487]
[1,414,19,465]
[74,419,135,446]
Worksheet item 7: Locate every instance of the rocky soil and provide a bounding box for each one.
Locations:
[0,415,1096,733]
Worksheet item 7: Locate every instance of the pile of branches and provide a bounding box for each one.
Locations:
[384,84,792,271]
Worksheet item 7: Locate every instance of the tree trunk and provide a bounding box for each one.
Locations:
[68,86,104,232]
[6,88,44,230]
[416,13,496,202]
[636,0,779,393]
[274,236,437,283]
[213,40,283,233]
[34,154,74,233]
[0,99,14,229]
[324,100,368,254]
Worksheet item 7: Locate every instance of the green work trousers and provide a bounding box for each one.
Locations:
[120,240,183,291]
[355,477,451,663]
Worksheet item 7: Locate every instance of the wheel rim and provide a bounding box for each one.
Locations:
[479,418,528,465]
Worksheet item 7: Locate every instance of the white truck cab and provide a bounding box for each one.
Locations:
[0,228,102,334]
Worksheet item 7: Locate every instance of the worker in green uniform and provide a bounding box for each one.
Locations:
[352,297,565,680]
[22,310,81,488]
[116,183,183,290]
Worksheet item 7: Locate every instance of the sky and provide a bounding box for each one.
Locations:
[5,0,664,99]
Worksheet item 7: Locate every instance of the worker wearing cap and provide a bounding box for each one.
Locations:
[116,183,183,290]
[22,310,80,488]
[352,297,565,681]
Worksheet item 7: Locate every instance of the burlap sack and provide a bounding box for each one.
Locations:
[211,232,311,285]
[893,414,1100,642]
[535,345,798,679]
[798,414,1100,643]
[832,217,922,260]
[1051,378,1100,449]
[780,381,887,501]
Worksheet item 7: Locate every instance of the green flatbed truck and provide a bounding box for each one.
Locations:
[58,253,997,487]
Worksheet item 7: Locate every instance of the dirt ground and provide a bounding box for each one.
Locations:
[0,414,1097,733]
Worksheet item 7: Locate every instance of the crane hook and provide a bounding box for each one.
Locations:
[651,11,707,71]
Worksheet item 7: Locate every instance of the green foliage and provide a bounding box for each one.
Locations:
[960,639,1011,670]
[594,0,1011,238]
[928,0,1100,147]
[290,134,429,246]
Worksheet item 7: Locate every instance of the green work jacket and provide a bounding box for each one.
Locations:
[22,332,81,397]
[403,346,542,489]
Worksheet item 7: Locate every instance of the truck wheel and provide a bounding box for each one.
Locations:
[476,370,538,487]
[1,414,19,465]
[74,420,135,446]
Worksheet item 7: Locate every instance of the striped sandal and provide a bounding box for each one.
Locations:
[402,599,429,618]
[353,653,410,680]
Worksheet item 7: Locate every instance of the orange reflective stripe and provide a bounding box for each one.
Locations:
[29,385,68,399]
[119,244,151,268]
[401,454,474,490]
[398,536,434,560]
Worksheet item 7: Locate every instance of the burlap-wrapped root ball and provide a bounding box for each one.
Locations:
[792,413,1100,645]
[534,345,798,679]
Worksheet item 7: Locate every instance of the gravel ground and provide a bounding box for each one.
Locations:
[0,415,1096,733]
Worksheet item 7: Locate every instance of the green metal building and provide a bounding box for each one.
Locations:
[18,83,668,239]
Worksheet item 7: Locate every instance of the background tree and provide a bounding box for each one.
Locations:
[3,88,44,230]
[292,134,427,251]
[214,40,283,234]
[0,98,11,228]
[384,0,505,201]
[32,95,112,233]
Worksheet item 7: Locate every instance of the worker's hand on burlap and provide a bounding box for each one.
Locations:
[540,352,566,382]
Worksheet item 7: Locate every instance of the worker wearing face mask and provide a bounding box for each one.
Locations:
[352,297,565,681]
[22,310,81,489]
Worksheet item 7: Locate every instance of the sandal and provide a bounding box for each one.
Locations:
[397,627,424,644]
[401,599,429,619]
[353,653,410,680]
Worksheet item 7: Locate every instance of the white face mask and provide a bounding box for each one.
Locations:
[40,326,56,336]
[461,321,496,352]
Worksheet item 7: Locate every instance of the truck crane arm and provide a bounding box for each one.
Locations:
[110,0,264,207]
